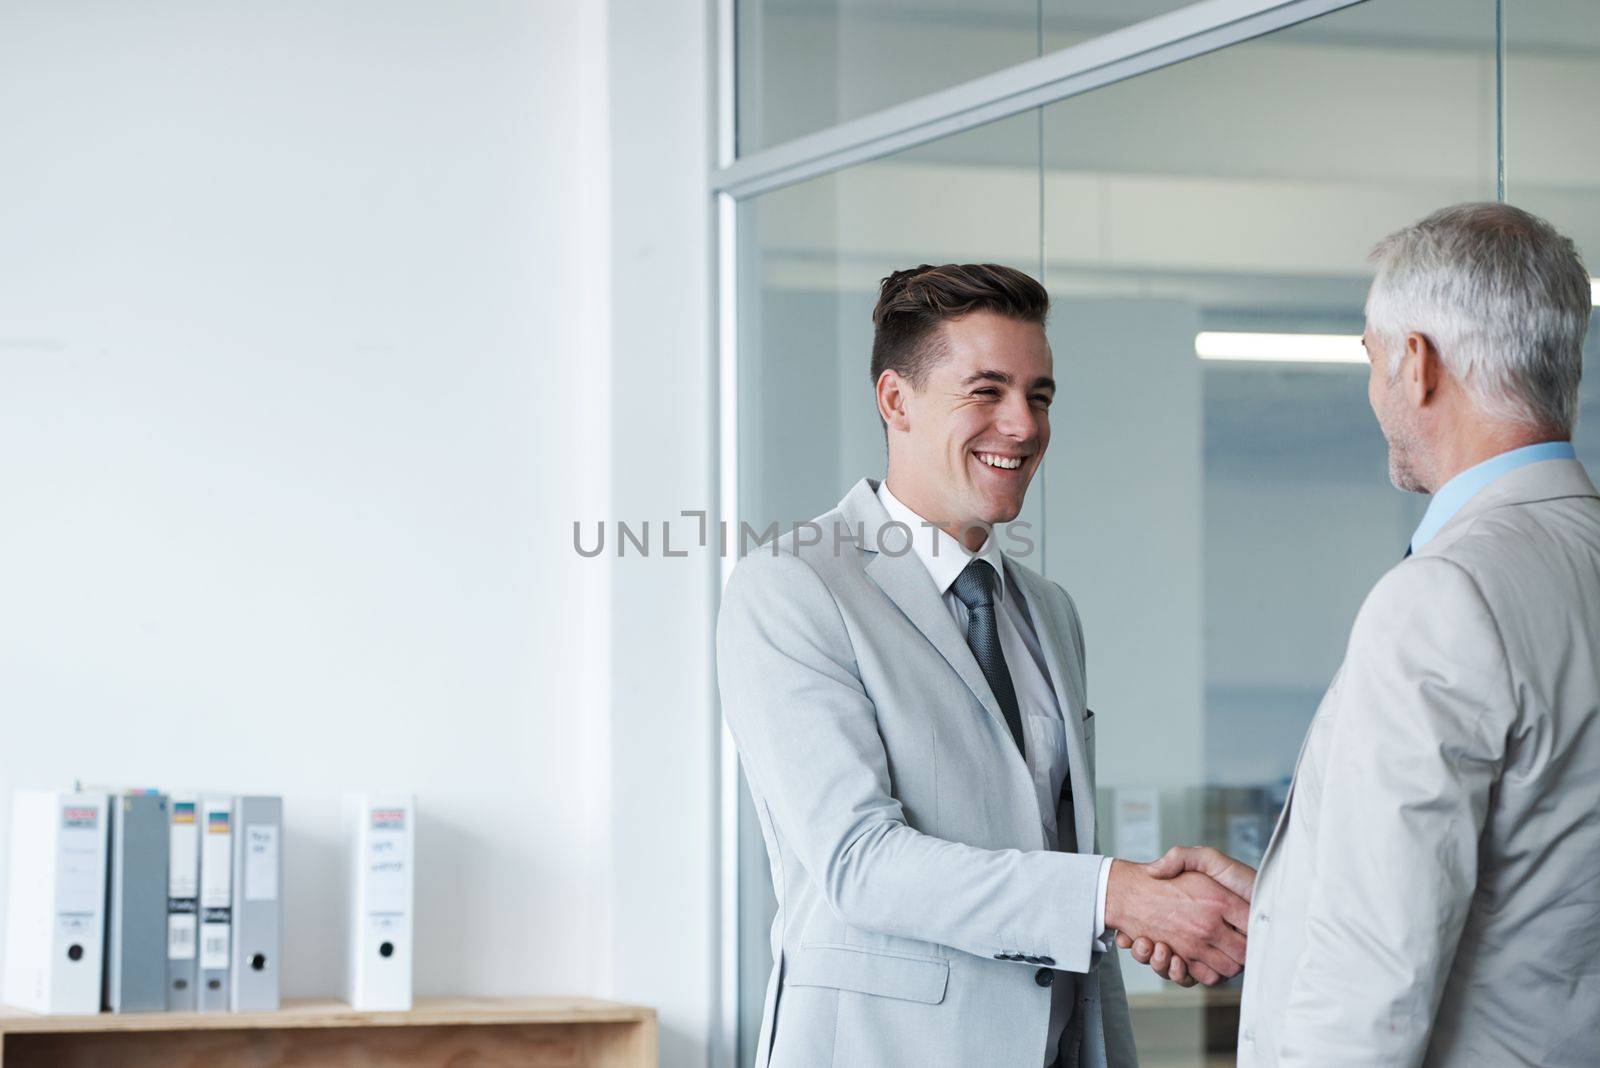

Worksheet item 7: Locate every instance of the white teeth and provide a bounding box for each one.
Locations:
[977,452,1023,470]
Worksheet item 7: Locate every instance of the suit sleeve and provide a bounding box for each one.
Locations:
[1276,559,1511,1066]
[718,550,1105,973]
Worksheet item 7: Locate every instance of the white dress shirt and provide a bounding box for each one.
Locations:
[878,483,1113,1065]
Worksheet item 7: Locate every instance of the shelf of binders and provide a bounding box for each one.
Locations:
[0,995,658,1067]
[3,789,415,1016]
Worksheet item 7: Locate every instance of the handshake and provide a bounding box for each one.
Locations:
[1104,846,1257,987]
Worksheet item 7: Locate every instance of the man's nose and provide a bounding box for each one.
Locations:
[995,394,1036,440]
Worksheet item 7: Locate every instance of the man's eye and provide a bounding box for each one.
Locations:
[1031,394,1052,407]
[974,388,1000,398]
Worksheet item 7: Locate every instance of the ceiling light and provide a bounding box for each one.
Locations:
[1195,332,1366,364]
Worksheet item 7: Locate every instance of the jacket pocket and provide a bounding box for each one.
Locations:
[786,943,950,1005]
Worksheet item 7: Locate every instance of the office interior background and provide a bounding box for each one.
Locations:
[0,1,1596,1066]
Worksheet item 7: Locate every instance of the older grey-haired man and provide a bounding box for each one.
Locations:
[1134,203,1600,1064]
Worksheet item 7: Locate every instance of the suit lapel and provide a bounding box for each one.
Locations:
[864,548,1021,764]
[840,479,1029,779]
[1006,559,1097,852]
[1258,740,1307,875]
[1258,661,1344,875]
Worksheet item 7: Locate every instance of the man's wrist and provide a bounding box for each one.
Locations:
[1102,858,1137,933]
[1095,856,1114,936]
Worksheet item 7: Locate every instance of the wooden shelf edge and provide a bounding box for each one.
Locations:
[0,995,656,1035]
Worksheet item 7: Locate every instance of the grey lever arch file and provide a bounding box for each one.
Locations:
[105,791,168,1012]
[229,795,282,1011]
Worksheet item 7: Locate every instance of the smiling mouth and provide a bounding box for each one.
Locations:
[974,451,1026,471]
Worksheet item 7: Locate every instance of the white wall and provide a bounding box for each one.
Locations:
[0,0,614,1002]
[605,2,717,1065]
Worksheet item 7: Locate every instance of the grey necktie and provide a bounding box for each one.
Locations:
[951,559,1027,760]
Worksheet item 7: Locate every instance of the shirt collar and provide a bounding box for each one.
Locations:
[1410,441,1577,552]
[877,480,1008,601]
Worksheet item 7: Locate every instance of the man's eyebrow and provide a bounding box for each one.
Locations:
[1031,376,1056,392]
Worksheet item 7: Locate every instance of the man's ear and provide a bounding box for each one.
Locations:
[1405,331,1443,407]
[877,370,913,432]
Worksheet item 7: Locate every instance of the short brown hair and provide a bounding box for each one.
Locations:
[869,263,1049,389]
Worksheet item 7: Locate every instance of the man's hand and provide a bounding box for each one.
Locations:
[1103,856,1250,986]
[1114,846,1258,987]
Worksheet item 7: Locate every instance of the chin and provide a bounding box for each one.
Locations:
[1387,449,1426,493]
[1390,467,1426,494]
[978,496,1025,525]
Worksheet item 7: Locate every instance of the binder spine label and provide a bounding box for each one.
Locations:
[199,917,229,971]
[57,805,104,917]
[200,806,232,908]
[244,825,279,902]
[168,913,197,961]
[367,810,409,914]
[170,802,199,899]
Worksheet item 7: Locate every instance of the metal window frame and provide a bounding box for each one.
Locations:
[712,0,1367,201]
[708,2,1368,1066]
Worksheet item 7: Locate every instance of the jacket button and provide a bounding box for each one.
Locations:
[1023,955,1043,964]
[1038,956,1055,966]
[1034,968,1054,987]
[993,953,1008,960]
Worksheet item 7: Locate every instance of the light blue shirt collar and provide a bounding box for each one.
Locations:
[1410,441,1576,552]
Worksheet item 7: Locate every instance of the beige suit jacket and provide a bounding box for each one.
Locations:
[1239,458,1600,1066]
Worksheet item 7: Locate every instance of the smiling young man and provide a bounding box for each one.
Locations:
[718,264,1251,1068]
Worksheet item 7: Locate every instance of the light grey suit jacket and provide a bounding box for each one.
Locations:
[1239,458,1600,1066]
[718,478,1136,1068]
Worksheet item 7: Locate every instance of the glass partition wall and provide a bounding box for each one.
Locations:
[717,2,1600,1065]
[1035,4,1498,1059]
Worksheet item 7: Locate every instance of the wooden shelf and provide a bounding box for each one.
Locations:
[0,996,656,1067]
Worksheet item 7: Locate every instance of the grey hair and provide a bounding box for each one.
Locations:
[1366,202,1592,435]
